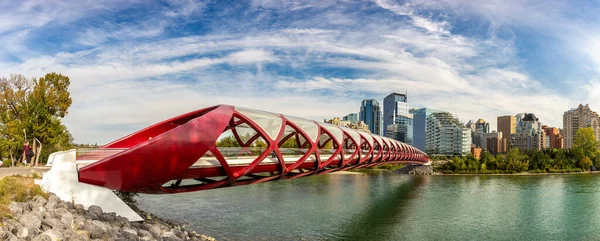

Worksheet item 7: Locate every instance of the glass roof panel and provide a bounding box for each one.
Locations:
[360,133,374,147]
[340,127,361,145]
[285,116,319,143]
[236,107,283,140]
[319,123,344,144]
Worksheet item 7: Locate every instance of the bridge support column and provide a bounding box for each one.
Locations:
[35,150,143,221]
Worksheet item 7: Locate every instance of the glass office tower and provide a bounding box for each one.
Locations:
[383,93,413,145]
[359,99,382,135]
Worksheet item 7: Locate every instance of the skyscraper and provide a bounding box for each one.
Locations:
[511,113,546,151]
[472,119,490,148]
[359,99,382,135]
[383,93,413,145]
[563,104,600,149]
[426,112,472,156]
[411,108,444,151]
[497,115,516,147]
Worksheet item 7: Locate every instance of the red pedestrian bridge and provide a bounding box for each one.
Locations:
[77,105,429,193]
[38,105,429,221]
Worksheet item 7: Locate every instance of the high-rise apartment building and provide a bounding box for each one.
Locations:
[342,113,358,123]
[469,118,490,148]
[383,93,413,145]
[410,108,444,151]
[542,126,564,149]
[481,131,507,155]
[497,115,516,147]
[511,113,546,151]
[563,104,600,149]
[359,99,382,135]
[426,112,472,156]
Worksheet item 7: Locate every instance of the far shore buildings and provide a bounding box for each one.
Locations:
[342,113,358,123]
[383,93,413,145]
[425,112,471,156]
[466,118,490,148]
[542,125,564,149]
[563,104,600,149]
[482,131,507,155]
[359,99,382,135]
[497,115,516,147]
[324,117,370,133]
[410,108,444,152]
[511,113,546,151]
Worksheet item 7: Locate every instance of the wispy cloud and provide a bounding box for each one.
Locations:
[0,0,597,144]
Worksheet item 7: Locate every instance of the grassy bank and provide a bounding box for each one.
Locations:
[0,174,47,217]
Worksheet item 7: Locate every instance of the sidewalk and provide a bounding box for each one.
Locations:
[0,166,50,179]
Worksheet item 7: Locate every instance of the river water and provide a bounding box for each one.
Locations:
[137,171,600,240]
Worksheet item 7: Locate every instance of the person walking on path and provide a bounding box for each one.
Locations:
[22,141,34,166]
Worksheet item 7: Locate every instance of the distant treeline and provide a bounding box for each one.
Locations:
[435,127,599,174]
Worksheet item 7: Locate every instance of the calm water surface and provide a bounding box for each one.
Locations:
[137,172,600,240]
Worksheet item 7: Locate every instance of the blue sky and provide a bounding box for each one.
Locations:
[1,0,600,144]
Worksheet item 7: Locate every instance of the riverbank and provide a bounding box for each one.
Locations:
[0,174,216,241]
[435,170,599,176]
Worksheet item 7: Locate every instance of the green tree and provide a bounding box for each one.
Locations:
[579,156,593,171]
[216,136,241,147]
[574,127,598,158]
[0,73,74,163]
[281,136,299,148]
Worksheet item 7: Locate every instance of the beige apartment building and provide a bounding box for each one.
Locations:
[563,104,600,149]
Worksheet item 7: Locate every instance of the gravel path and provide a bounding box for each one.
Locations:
[0,167,49,179]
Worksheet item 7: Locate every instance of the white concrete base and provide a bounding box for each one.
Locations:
[35,149,143,222]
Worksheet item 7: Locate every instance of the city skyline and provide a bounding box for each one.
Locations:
[2,1,600,144]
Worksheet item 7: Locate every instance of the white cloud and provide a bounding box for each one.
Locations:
[1,0,595,144]
[225,49,278,64]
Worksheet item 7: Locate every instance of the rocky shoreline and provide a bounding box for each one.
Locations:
[393,164,435,175]
[1,192,216,241]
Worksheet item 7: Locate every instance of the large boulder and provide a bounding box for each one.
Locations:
[147,224,162,239]
[8,202,23,215]
[87,205,103,217]
[72,214,86,230]
[162,231,183,241]
[30,195,47,208]
[138,229,153,238]
[122,227,139,240]
[18,213,41,233]
[3,218,22,234]
[84,220,108,239]
[100,212,117,222]
[38,229,63,241]
[69,230,91,241]
[41,218,63,230]
[16,227,33,239]
[44,195,61,210]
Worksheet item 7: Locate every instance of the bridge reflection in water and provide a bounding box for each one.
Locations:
[136,172,429,240]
